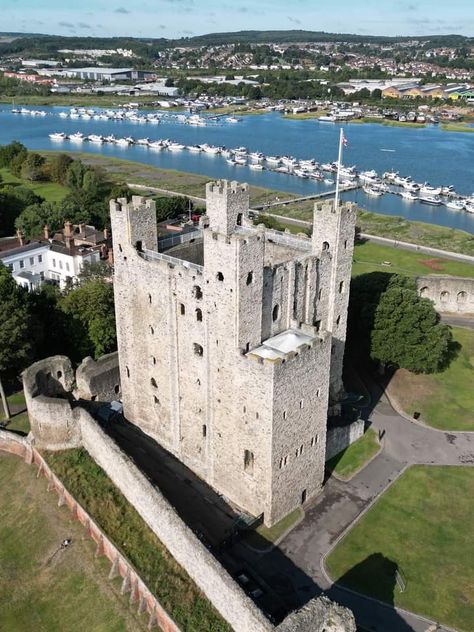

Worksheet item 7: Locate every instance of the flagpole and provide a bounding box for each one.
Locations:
[334,127,344,211]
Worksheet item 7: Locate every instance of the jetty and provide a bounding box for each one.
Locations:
[253,183,360,210]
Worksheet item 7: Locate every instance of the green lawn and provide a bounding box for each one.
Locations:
[0,167,68,202]
[0,452,148,632]
[352,242,474,278]
[389,327,474,431]
[1,390,30,435]
[326,466,474,632]
[326,428,380,480]
[44,448,231,632]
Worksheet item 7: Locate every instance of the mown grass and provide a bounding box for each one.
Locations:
[352,242,474,278]
[326,465,474,632]
[0,94,159,107]
[326,429,380,480]
[389,327,474,431]
[0,166,69,202]
[43,448,231,632]
[356,210,474,257]
[0,453,148,632]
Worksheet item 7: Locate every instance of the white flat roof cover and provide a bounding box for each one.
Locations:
[249,328,315,359]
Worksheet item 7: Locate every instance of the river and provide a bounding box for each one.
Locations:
[1,105,473,234]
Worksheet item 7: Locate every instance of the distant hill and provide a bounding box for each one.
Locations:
[0,30,471,54]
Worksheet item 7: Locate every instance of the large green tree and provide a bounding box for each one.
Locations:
[0,264,33,420]
[60,279,116,360]
[348,273,453,374]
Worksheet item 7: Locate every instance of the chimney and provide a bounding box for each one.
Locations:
[64,221,73,238]
[103,227,109,240]
[44,224,50,240]
[79,223,86,234]
[65,235,73,249]
[16,229,24,246]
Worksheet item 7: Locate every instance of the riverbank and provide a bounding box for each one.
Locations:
[22,151,473,255]
[0,94,160,107]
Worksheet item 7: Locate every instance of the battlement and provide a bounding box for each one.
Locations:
[206,180,249,196]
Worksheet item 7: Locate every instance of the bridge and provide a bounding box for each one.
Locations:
[252,183,360,210]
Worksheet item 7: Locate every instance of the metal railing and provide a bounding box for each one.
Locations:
[141,248,204,272]
[159,229,203,251]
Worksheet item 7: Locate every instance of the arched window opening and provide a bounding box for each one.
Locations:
[236,213,243,226]
[272,304,279,322]
[193,285,203,300]
[196,308,202,322]
[246,271,253,285]
[322,241,330,251]
[57,370,62,379]
[151,377,158,389]
[180,303,185,315]
[339,281,344,294]
[457,291,467,303]
[244,449,254,473]
[216,271,224,282]
[419,286,429,297]
[440,291,450,302]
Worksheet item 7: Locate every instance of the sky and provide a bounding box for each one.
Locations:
[1,0,473,39]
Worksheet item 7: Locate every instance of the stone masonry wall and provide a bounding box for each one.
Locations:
[325,419,365,462]
[76,352,121,401]
[21,355,356,632]
[417,275,474,314]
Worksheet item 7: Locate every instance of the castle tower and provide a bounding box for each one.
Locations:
[205,180,249,235]
[312,200,357,403]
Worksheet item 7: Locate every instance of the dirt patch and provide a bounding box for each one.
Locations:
[387,369,433,413]
[418,258,446,271]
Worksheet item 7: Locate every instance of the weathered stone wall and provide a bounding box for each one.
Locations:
[325,419,365,462]
[21,356,356,632]
[22,356,81,450]
[276,596,356,632]
[417,275,474,314]
[76,352,121,401]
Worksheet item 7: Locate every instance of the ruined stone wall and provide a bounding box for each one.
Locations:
[76,352,121,401]
[325,419,365,462]
[20,356,356,632]
[417,275,474,314]
[22,356,81,450]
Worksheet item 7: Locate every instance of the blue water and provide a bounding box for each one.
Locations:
[1,105,473,234]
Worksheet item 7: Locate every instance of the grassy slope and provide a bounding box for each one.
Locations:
[326,466,474,632]
[389,327,474,431]
[44,448,231,632]
[0,167,68,202]
[326,428,379,479]
[0,453,148,632]
[352,241,474,278]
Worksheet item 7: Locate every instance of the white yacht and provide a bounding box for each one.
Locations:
[419,195,442,206]
[115,138,131,146]
[318,115,336,122]
[363,186,384,197]
[249,163,264,171]
[168,142,185,151]
[136,138,150,145]
[446,200,465,211]
[226,117,240,123]
[69,132,85,142]
[148,141,163,149]
[400,190,418,201]
[420,183,442,195]
[49,132,67,141]
[88,134,103,144]
[58,111,69,119]
[188,145,202,153]
[266,156,281,165]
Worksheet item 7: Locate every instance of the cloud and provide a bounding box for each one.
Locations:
[78,22,91,29]
[58,21,74,28]
[114,7,130,13]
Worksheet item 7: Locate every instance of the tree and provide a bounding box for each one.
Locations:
[78,260,113,282]
[60,279,116,360]
[21,152,46,181]
[0,264,33,420]
[49,153,73,184]
[370,285,452,373]
[15,201,62,239]
[0,141,27,169]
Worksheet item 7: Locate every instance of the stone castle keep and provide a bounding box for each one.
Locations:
[110,181,356,526]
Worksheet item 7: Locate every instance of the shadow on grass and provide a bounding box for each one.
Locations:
[328,553,416,631]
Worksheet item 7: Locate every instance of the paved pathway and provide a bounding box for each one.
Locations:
[278,379,473,632]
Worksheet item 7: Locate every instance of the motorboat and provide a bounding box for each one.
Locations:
[400,190,418,201]
[419,195,442,205]
[168,142,185,151]
[87,134,103,144]
[115,138,131,146]
[148,141,163,149]
[420,183,441,195]
[446,200,465,211]
[249,152,264,162]
[249,163,264,170]
[403,181,420,192]
[188,145,202,152]
[363,186,384,197]
[318,115,336,122]
[234,147,248,156]
[69,132,85,142]
[234,157,247,166]
[49,132,67,141]
[58,111,69,118]
[226,117,240,123]
[266,156,281,165]
[136,138,150,145]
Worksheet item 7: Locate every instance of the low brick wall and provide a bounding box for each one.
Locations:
[325,419,365,462]
[0,430,180,632]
